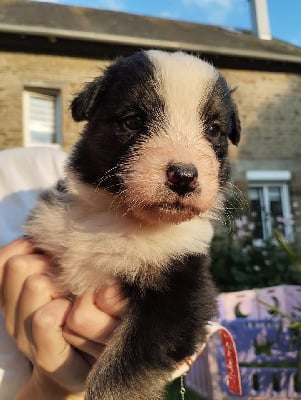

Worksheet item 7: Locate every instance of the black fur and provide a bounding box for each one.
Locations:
[202,75,240,184]
[69,52,166,193]
[87,255,216,399]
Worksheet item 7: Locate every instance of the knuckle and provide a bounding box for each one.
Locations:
[23,274,50,295]
[95,285,125,311]
[5,255,29,274]
[32,308,57,330]
[66,308,90,331]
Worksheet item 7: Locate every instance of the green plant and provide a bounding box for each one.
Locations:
[274,229,301,273]
[210,215,301,292]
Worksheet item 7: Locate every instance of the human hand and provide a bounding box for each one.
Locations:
[0,238,127,400]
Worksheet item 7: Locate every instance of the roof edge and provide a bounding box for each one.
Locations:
[1,22,301,64]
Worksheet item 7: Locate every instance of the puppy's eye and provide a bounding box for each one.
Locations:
[208,122,221,138]
[121,115,144,132]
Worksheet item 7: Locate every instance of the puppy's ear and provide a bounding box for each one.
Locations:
[229,102,241,145]
[71,76,103,122]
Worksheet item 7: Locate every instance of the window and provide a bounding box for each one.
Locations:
[23,88,62,146]
[247,171,293,242]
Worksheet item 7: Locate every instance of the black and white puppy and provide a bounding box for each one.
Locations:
[25,50,240,400]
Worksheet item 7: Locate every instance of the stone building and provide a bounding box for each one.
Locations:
[0,0,301,246]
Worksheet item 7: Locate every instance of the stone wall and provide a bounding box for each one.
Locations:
[223,68,301,183]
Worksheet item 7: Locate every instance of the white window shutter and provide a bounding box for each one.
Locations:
[23,89,61,147]
[29,94,56,144]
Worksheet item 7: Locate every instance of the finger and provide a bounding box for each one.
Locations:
[16,273,62,354]
[31,298,91,390]
[95,284,128,318]
[0,238,33,289]
[3,254,51,335]
[62,325,105,359]
[31,297,71,359]
[65,292,120,344]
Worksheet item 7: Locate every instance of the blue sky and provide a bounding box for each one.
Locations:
[35,0,301,47]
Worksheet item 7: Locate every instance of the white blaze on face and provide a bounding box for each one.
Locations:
[120,51,222,225]
[147,50,219,142]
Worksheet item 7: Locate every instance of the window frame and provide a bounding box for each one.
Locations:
[246,170,293,243]
[23,87,62,147]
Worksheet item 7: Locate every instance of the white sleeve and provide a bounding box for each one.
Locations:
[0,314,32,400]
[0,147,66,399]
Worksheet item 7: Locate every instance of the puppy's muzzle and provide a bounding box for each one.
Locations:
[166,163,198,196]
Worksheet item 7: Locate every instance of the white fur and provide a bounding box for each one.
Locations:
[118,52,221,224]
[148,51,219,142]
[26,173,213,294]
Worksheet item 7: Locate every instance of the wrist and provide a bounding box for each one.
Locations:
[15,369,85,400]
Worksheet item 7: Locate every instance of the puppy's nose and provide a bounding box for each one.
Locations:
[166,163,198,196]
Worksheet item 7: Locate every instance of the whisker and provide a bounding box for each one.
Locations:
[121,191,147,217]
[94,166,119,188]
[109,189,128,210]
[204,181,249,232]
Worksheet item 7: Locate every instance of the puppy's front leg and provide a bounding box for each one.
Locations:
[85,256,216,400]
[85,307,172,400]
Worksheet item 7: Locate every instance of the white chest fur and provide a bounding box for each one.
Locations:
[60,210,213,294]
[26,194,213,294]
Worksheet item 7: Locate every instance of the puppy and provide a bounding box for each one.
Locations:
[25,50,240,400]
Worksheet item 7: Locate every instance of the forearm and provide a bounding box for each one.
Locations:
[15,369,85,400]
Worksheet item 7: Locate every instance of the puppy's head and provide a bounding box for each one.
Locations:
[69,50,240,225]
